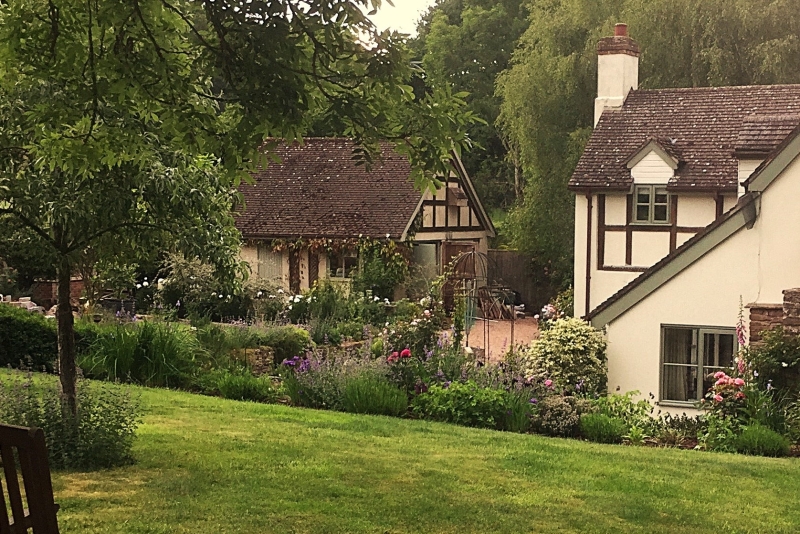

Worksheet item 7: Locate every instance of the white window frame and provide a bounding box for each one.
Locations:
[633,185,670,225]
[660,325,736,406]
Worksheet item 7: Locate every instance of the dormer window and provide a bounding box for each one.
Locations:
[634,185,669,224]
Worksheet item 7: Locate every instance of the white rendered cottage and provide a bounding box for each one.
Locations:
[570,24,800,413]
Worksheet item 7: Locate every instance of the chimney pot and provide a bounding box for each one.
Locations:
[614,23,628,37]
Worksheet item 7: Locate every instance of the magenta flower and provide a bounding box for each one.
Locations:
[544,379,553,388]
[400,348,411,358]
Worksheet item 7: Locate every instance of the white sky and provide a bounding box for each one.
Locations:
[367,0,437,36]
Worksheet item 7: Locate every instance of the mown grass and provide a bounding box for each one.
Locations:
[39,384,800,533]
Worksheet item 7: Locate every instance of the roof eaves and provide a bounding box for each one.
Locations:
[588,192,760,327]
[744,125,800,191]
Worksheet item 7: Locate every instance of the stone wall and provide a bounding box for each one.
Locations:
[782,288,800,335]
[748,288,800,343]
[748,304,784,344]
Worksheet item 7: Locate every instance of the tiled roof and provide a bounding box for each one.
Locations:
[570,84,800,192]
[235,138,422,239]
[734,114,800,157]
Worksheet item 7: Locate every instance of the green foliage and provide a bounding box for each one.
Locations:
[734,424,790,458]
[255,325,311,366]
[523,317,607,395]
[0,371,140,469]
[700,413,738,453]
[80,321,201,389]
[414,0,529,210]
[0,304,58,370]
[593,391,656,433]
[531,395,587,438]
[216,372,279,403]
[342,374,409,417]
[748,327,800,399]
[352,241,409,300]
[411,381,513,430]
[580,413,626,444]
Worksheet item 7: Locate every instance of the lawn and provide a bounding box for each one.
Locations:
[49,386,800,534]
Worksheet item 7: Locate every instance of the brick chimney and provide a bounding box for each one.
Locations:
[594,23,640,127]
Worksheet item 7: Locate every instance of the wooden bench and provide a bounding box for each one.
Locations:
[0,424,60,534]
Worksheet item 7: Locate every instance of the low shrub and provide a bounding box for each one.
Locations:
[593,391,657,434]
[342,374,408,417]
[532,395,585,437]
[700,413,738,453]
[523,317,607,396]
[0,371,140,469]
[281,353,380,410]
[411,381,510,430]
[216,372,279,403]
[0,304,57,371]
[255,325,311,366]
[580,413,626,444]
[734,423,791,457]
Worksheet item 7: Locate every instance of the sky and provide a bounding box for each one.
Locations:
[367,0,437,36]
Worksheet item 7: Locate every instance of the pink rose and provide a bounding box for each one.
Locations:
[733,378,745,387]
[400,348,411,358]
[388,352,399,363]
[545,379,553,388]
[713,394,724,402]
[715,378,727,386]
[714,371,726,379]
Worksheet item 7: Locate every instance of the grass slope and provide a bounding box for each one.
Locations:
[49,386,800,534]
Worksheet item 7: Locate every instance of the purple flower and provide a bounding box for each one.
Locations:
[529,398,538,404]
[443,381,451,389]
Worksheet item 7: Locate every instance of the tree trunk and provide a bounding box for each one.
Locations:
[57,257,78,417]
[513,154,522,200]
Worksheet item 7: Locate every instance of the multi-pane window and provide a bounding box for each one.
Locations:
[634,185,670,224]
[329,252,358,278]
[661,326,736,403]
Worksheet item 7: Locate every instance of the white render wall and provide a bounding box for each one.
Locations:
[603,152,800,414]
[595,53,638,126]
[630,152,674,183]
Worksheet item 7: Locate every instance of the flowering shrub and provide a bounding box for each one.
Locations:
[703,371,747,419]
[522,318,607,396]
[385,309,441,358]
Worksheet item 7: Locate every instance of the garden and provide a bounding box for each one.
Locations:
[4,253,800,532]
[4,248,800,468]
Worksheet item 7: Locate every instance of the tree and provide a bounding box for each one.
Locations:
[413,0,529,211]
[0,0,476,415]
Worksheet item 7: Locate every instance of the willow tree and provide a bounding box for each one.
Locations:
[0,0,476,415]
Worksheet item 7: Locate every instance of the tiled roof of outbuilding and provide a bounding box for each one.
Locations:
[569,84,800,192]
[235,138,421,239]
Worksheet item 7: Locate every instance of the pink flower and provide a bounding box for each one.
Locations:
[388,352,399,363]
[715,378,727,386]
[713,394,724,402]
[735,392,746,400]
[400,348,411,358]
[544,379,553,388]
[713,371,726,379]
[733,378,745,387]
[737,358,746,374]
